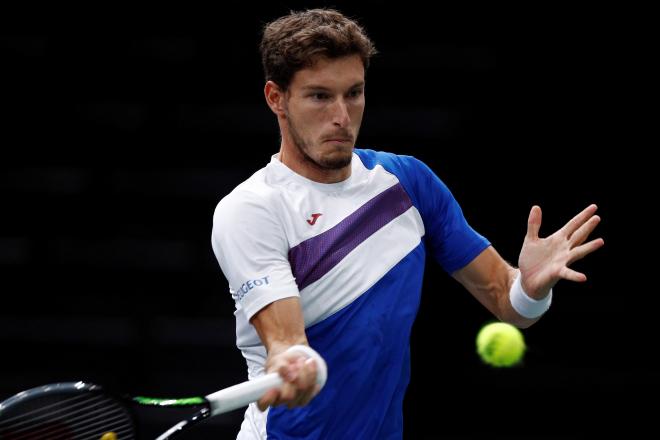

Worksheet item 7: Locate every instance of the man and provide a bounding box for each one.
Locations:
[211,8,603,439]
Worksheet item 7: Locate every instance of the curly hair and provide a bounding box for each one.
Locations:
[260,8,377,90]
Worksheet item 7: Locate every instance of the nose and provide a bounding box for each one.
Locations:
[331,98,350,128]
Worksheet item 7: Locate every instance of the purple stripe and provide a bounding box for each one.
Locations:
[289,183,413,291]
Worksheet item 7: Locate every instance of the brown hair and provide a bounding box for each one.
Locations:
[260,8,377,90]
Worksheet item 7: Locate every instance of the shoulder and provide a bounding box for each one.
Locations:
[213,169,281,228]
[354,148,442,191]
[355,148,455,217]
[354,148,428,173]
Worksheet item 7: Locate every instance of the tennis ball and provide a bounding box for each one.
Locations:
[476,322,526,367]
[100,432,117,440]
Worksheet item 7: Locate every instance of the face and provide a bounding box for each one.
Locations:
[282,54,365,171]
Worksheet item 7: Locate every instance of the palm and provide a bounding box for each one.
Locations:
[517,204,604,298]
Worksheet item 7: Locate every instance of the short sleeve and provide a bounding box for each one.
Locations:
[211,189,299,320]
[408,158,490,273]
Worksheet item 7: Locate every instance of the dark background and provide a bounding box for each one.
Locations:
[0,2,650,439]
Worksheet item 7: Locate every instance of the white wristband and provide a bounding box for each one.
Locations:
[509,274,552,319]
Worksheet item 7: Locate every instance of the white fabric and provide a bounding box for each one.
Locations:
[509,273,552,318]
[236,403,268,440]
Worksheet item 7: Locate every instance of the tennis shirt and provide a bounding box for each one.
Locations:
[211,148,490,439]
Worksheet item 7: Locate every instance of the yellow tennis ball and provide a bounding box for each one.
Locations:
[100,432,117,440]
[476,322,526,367]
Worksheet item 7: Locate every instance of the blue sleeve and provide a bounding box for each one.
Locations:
[355,149,490,273]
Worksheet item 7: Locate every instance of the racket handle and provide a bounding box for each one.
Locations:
[206,345,327,416]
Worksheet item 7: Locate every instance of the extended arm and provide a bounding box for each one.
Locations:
[452,247,535,328]
[452,204,604,328]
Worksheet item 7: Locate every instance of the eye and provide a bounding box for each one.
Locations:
[347,88,363,99]
[311,92,329,101]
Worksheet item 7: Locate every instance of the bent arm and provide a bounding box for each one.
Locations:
[251,297,309,356]
[250,297,320,410]
[451,246,542,328]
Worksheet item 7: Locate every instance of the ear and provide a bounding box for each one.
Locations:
[264,80,286,117]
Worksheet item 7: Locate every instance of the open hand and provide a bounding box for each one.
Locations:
[518,204,604,298]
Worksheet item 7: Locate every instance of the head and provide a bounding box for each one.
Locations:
[260,9,377,179]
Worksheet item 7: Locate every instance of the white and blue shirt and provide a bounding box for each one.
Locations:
[211,149,490,439]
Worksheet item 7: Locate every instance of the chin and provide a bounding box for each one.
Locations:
[318,148,353,170]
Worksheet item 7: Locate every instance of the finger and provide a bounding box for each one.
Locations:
[561,204,598,238]
[300,384,322,406]
[284,357,312,408]
[287,391,306,409]
[526,205,542,240]
[568,238,605,264]
[288,385,313,408]
[291,358,318,407]
[297,357,318,389]
[279,356,318,409]
[257,388,280,412]
[277,381,299,406]
[559,266,587,282]
[569,215,601,246]
[278,357,301,383]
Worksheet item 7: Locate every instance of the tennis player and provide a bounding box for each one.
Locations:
[211,8,604,439]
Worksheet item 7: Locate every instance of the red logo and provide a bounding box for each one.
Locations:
[307,213,322,225]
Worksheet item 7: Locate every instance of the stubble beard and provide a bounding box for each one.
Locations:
[286,116,354,171]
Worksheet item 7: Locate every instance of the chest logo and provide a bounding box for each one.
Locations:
[306,213,323,225]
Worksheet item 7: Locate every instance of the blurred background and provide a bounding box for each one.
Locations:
[0,1,650,439]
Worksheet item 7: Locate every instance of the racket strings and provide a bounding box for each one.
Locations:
[0,393,135,440]
[0,393,95,427]
[9,406,128,440]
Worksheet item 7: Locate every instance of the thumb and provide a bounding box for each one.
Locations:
[526,205,542,240]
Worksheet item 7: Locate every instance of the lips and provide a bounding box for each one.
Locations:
[324,136,352,143]
[323,131,353,143]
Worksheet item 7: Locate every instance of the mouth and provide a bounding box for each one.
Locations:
[324,138,353,144]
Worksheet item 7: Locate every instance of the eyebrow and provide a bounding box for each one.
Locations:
[301,81,365,91]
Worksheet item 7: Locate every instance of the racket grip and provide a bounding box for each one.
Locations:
[207,345,327,416]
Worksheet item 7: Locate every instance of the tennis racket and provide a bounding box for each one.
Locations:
[0,345,327,440]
